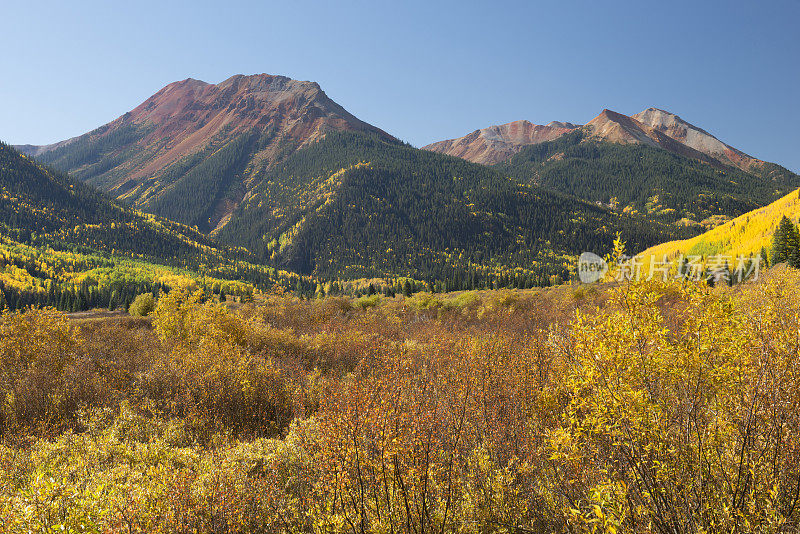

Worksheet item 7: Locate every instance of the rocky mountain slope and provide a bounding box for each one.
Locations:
[16,74,393,232]
[421,120,578,164]
[631,107,764,172]
[424,107,773,173]
[217,131,690,281]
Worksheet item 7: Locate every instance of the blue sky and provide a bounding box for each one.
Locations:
[2,0,798,171]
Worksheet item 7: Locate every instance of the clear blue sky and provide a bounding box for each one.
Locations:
[2,0,798,172]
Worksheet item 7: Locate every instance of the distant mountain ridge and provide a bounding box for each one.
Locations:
[12,76,798,285]
[16,74,393,232]
[422,120,578,164]
[424,107,773,173]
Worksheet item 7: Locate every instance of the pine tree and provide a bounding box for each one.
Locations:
[403,280,413,298]
[771,216,800,265]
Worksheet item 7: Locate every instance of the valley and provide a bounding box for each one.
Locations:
[2,6,799,527]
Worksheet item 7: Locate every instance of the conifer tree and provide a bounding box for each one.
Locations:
[771,216,800,265]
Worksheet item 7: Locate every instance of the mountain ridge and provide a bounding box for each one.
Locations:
[16,73,393,232]
[421,119,578,164]
[424,107,774,173]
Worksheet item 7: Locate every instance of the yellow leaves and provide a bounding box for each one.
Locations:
[566,481,628,534]
[151,286,206,344]
[4,272,800,530]
[641,186,800,263]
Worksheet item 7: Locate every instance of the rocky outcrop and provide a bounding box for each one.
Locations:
[422,119,578,164]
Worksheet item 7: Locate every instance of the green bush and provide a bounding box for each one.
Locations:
[354,294,381,309]
[129,293,156,316]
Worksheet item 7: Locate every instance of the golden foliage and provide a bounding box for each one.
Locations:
[2,276,800,531]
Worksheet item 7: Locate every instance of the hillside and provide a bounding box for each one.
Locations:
[497,129,800,225]
[16,74,393,232]
[427,108,800,226]
[0,142,304,310]
[218,131,692,283]
[638,187,800,263]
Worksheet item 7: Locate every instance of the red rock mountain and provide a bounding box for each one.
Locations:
[425,108,767,172]
[19,74,393,231]
[631,108,762,171]
[582,109,728,167]
[421,120,579,164]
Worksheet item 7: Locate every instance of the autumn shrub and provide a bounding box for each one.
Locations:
[0,308,91,435]
[295,329,564,533]
[128,293,156,316]
[5,275,800,532]
[354,294,381,309]
[548,279,800,532]
[409,291,444,310]
[148,287,297,438]
[0,404,303,533]
[443,290,480,311]
[249,293,316,331]
[306,295,354,323]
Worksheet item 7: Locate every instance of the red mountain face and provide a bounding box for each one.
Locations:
[631,108,763,171]
[115,74,391,182]
[20,74,393,230]
[422,120,579,164]
[425,108,769,172]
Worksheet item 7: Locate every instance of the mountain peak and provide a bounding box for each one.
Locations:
[546,121,580,129]
[585,108,660,147]
[422,119,578,164]
[632,107,761,171]
[19,73,393,232]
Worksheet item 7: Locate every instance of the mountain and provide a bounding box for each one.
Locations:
[498,127,800,227]
[631,108,764,172]
[217,131,691,283]
[0,141,294,303]
[583,108,788,177]
[424,107,777,174]
[468,108,800,226]
[421,120,578,164]
[16,74,393,232]
[582,109,727,166]
[4,130,688,290]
